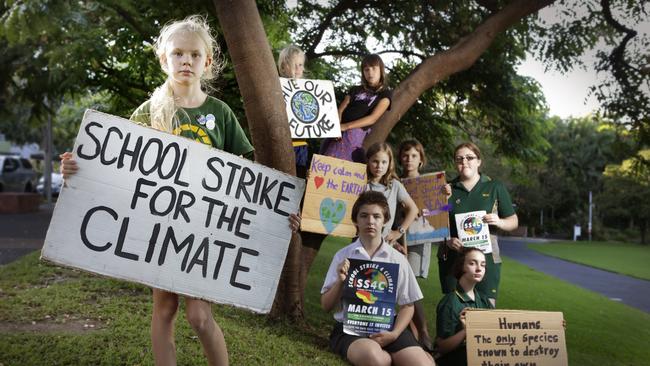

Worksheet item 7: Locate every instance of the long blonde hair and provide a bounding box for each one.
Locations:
[149,15,223,132]
[277,45,305,78]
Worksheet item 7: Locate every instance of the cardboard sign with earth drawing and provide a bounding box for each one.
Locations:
[280,78,341,139]
[301,154,367,237]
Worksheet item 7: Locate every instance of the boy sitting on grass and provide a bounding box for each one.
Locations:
[321,191,435,366]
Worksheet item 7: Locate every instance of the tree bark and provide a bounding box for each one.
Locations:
[213,0,304,320]
[363,0,557,149]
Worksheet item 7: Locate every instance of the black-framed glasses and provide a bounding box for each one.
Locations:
[454,155,478,164]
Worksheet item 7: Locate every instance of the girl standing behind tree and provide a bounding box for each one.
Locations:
[302,54,392,272]
[320,54,392,163]
[277,45,309,178]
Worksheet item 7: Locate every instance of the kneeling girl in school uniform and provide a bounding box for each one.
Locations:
[435,248,494,366]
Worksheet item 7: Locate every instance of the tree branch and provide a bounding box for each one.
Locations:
[475,0,499,12]
[600,0,638,72]
[364,0,557,148]
[312,48,426,60]
[300,0,370,60]
[100,3,152,41]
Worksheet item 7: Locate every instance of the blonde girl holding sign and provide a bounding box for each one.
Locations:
[277,45,309,179]
[61,15,300,366]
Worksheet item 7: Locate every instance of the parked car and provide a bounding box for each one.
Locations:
[0,155,37,192]
[37,172,64,196]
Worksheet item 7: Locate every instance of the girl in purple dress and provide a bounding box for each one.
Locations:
[320,54,392,163]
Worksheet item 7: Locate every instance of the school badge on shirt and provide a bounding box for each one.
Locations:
[196,114,216,130]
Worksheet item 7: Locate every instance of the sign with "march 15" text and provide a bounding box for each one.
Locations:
[41,110,305,314]
[342,259,399,337]
[280,78,341,139]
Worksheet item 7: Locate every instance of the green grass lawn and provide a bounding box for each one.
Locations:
[528,241,650,280]
[1,239,649,365]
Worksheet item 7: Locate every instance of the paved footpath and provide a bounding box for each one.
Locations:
[2,207,649,313]
[499,236,650,313]
[0,203,54,265]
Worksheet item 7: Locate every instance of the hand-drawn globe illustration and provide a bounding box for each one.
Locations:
[291,91,319,123]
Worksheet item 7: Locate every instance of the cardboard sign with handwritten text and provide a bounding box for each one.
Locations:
[466,309,568,366]
[41,110,305,314]
[301,154,367,237]
[401,172,450,245]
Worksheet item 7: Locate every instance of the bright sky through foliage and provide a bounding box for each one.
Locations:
[518,56,600,119]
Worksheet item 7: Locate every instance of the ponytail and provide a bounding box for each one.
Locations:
[149,79,177,132]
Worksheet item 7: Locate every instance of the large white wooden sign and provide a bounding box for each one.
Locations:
[280,77,341,139]
[41,110,305,314]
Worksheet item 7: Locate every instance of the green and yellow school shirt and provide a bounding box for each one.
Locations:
[130,96,254,156]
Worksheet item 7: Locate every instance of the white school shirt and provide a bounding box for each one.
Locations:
[321,238,424,323]
[366,179,410,237]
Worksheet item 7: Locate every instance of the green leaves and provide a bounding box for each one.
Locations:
[0,0,293,149]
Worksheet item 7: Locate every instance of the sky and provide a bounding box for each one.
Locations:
[517,3,648,119]
[517,56,601,119]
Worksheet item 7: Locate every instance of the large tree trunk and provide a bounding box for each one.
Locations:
[363,0,557,148]
[213,0,304,321]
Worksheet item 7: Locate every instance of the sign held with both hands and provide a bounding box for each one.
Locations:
[41,110,305,314]
[301,154,367,237]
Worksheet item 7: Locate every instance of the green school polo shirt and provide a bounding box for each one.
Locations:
[130,96,254,156]
[435,283,494,366]
[448,174,515,238]
[438,174,515,297]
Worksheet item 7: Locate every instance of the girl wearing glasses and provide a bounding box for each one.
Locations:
[437,142,518,307]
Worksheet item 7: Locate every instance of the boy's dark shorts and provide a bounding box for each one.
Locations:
[329,322,421,360]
